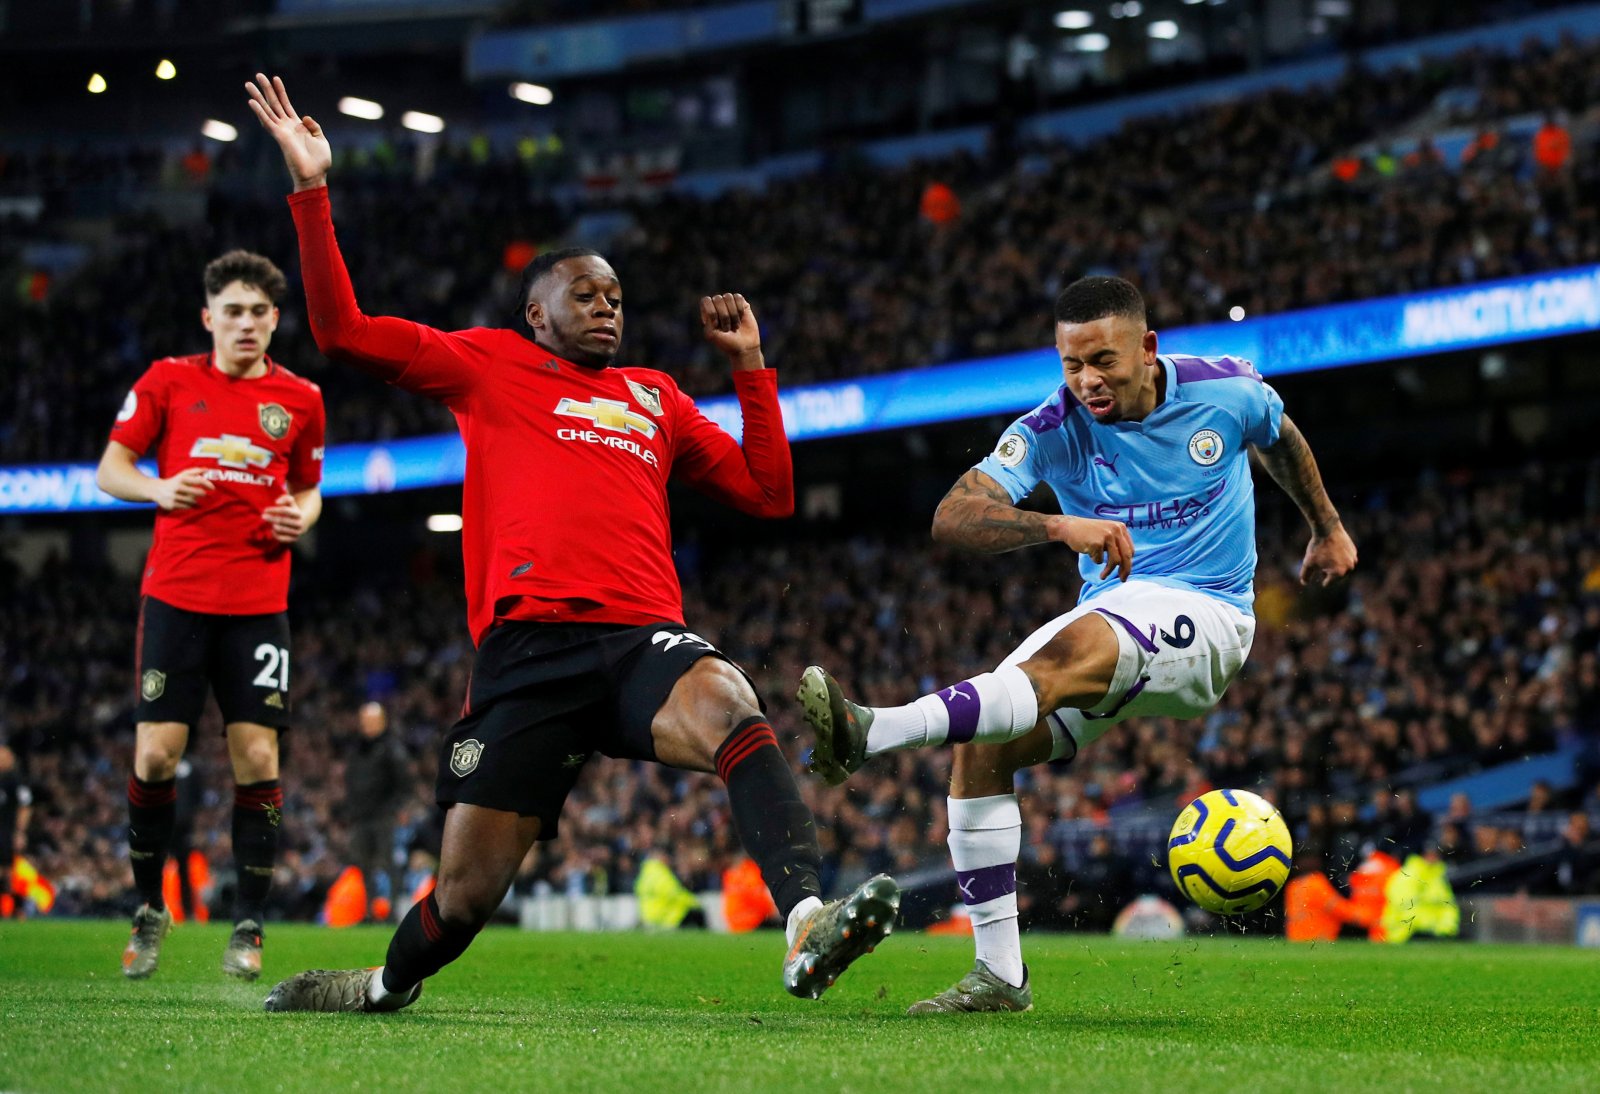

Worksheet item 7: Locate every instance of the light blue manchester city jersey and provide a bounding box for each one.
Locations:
[975,354,1283,614]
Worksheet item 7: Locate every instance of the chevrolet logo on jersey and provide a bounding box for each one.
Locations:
[555,397,658,439]
[191,434,274,470]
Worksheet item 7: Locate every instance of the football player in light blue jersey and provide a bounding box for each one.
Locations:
[799,276,1357,1013]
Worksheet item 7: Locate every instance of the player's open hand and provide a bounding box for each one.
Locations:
[263,493,309,544]
[246,73,331,191]
[1300,522,1357,587]
[1052,515,1134,582]
[154,468,214,511]
[701,293,762,368]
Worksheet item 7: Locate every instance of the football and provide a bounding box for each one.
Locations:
[1167,789,1293,915]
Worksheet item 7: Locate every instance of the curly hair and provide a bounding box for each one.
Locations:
[203,250,288,302]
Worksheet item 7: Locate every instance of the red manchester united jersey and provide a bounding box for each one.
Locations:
[289,187,792,644]
[109,353,326,615]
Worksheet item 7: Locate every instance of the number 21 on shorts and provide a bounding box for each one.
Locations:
[253,643,290,690]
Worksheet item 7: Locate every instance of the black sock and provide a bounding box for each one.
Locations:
[714,717,823,919]
[232,780,283,925]
[381,891,482,993]
[128,775,176,909]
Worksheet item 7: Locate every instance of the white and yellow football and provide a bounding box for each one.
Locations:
[1167,789,1292,915]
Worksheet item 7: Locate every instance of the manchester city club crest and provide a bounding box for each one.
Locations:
[626,378,664,417]
[450,738,485,777]
[1188,428,1224,466]
[259,402,292,440]
[141,669,166,701]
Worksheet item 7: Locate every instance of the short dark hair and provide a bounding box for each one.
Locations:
[203,250,287,302]
[1053,275,1146,326]
[513,246,605,330]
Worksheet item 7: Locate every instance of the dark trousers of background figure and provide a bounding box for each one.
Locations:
[350,817,399,919]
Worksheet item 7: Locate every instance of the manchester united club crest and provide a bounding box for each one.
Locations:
[141,670,166,701]
[259,402,292,440]
[450,738,485,777]
[626,379,664,417]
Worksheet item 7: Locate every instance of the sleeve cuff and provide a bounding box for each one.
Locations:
[285,186,330,210]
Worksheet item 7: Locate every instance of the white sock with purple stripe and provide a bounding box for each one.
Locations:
[863,665,1038,757]
[947,793,1024,989]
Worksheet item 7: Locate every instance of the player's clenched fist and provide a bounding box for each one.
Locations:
[154,468,215,511]
[1049,514,1135,582]
[1299,522,1358,587]
[700,293,763,368]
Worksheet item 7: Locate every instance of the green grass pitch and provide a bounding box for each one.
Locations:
[3,921,1599,1092]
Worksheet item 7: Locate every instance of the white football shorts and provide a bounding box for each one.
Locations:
[997,579,1256,761]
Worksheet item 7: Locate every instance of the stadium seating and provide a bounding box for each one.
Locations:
[3,35,1599,462]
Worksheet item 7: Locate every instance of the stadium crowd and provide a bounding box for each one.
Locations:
[4,34,1600,462]
[3,459,1598,923]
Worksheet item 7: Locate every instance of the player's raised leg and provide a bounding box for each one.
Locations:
[223,722,282,980]
[802,610,1132,1011]
[802,610,1122,783]
[651,657,899,999]
[123,721,186,978]
[265,804,538,1012]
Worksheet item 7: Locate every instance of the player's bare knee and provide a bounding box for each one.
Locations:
[1020,622,1118,712]
[134,725,185,780]
[654,658,760,770]
[134,745,182,781]
[690,659,760,730]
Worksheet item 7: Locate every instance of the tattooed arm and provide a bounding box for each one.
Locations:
[1253,414,1358,586]
[932,468,1134,581]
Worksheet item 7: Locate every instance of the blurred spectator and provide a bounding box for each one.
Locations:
[1061,833,1134,932]
[636,848,704,929]
[918,180,961,226]
[1533,113,1573,174]
[343,701,410,919]
[1016,840,1074,932]
[0,745,31,918]
[1545,812,1600,895]
[1380,849,1460,942]
[721,853,778,932]
[1348,849,1403,941]
[1284,852,1359,942]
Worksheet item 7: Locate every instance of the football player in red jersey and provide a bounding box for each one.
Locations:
[96,249,325,982]
[247,73,898,1014]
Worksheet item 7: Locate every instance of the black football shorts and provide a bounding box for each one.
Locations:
[133,594,293,730]
[435,620,756,838]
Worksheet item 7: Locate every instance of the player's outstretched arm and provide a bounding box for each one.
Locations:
[933,469,1132,580]
[246,73,470,399]
[1253,414,1357,586]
